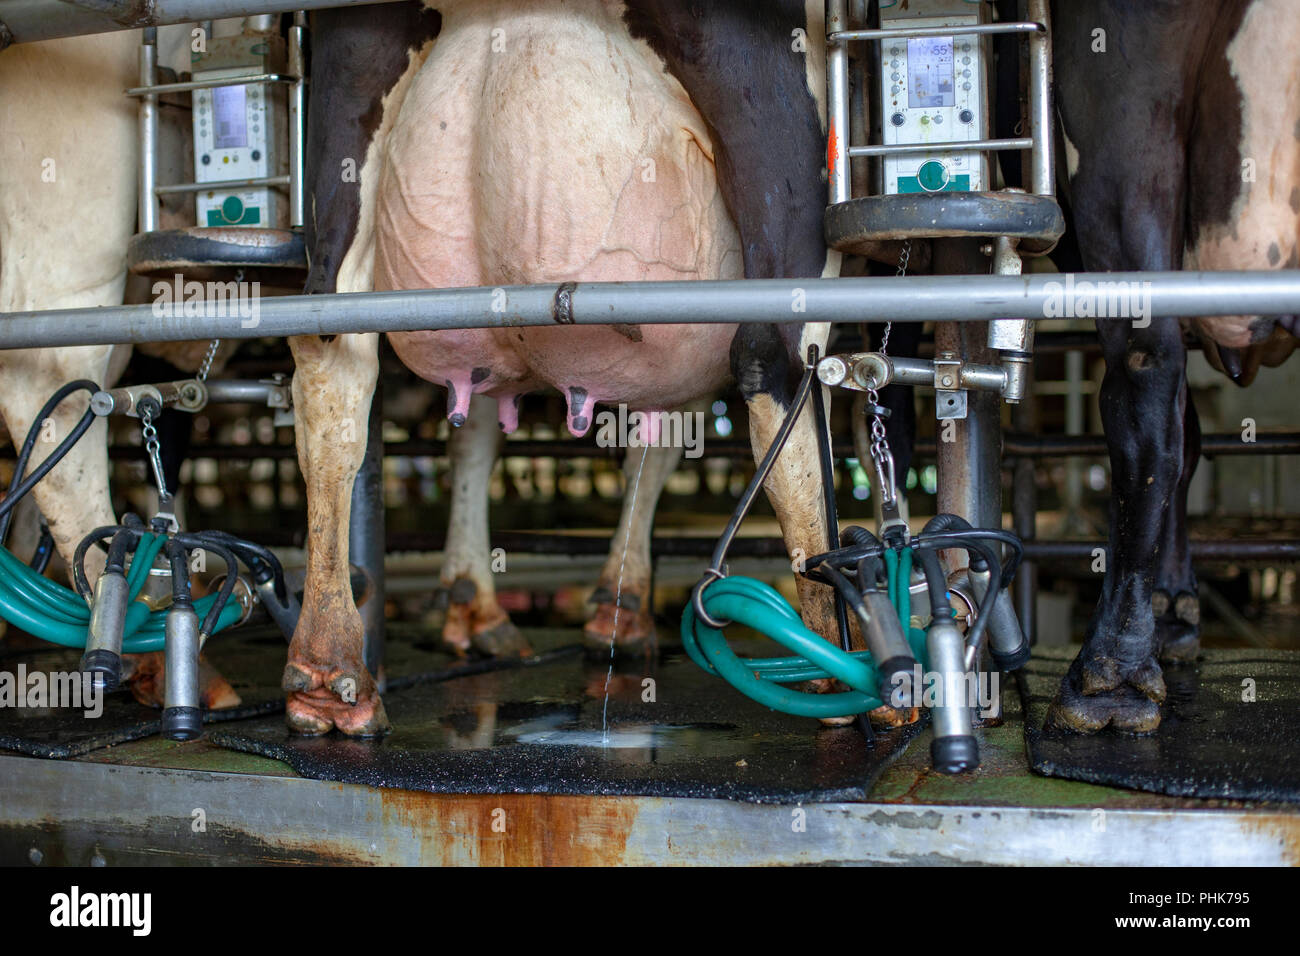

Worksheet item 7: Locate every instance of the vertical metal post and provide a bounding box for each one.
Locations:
[138,28,159,234]
[1026,0,1053,196]
[351,382,386,681]
[288,13,306,229]
[1012,378,1038,647]
[826,0,852,206]
[933,242,1002,537]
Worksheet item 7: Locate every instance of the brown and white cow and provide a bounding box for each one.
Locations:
[1048,0,1300,733]
[285,0,844,735]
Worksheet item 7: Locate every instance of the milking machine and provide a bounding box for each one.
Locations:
[686,0,1060,773]
[0,377,300,740]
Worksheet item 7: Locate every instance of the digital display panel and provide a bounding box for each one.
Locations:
[212,86,248,150]
[907,36,955,109]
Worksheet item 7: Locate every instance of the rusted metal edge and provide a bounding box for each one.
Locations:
[0,754,1295,865]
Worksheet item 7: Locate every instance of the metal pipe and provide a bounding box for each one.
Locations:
[826,0,852,206]
[10,430,1287,465]
[830,22,1044,42]
[1026,0,1054,196]
[126,72,296,97]
[288,16,306,229]
[1023,540,1300,562]
[155,174,291,196]
[3,271,1298,349]
[849,137,1032,158]
[137,28,158,234]
[0,0,400,45]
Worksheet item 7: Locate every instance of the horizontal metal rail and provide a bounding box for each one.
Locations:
[0,0,398,46]
[828,22,1046,43]
[155,174,290,195]
[2,271,1299,349]
[10,431,1293,465]
[849,137,1032,158]
[125,72,297,97]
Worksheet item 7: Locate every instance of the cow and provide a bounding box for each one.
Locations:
[285,0,846,736]
[1047,0,1300,733]
[0,30,240,709]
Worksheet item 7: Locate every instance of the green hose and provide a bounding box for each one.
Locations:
[0,532,241,653]
[681,558,929,719]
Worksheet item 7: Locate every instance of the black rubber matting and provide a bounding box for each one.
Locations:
[210,632,925,804]
[0,623,539,759]
[1018,647,1300,803]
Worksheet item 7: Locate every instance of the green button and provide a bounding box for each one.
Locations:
[221,195,244,223]
[917,160,950,192]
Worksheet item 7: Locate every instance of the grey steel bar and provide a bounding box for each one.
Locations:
[288,15,306,228]
[826,0,851,206]
[137,27,158,234]
[849,137,1032,158]
[3,271,1299,349]
[1026,0,1054,196]
[154,174,290,195]
[829,22,1044,43]
[202,379,281,404]
[125,72,295,97]
[0,0,399,45]
[1025,540,1300,563]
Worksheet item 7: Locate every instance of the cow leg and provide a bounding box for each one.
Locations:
[281,332,389,736]
[1048,319,1184,734]
[441,394,531,658]
[1152,398,1202,663]
[584,442,683,656]
[0,347,119,584]
[732,325,861,724]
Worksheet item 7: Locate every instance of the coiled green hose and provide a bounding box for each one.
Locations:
[0,531,241,653]
[681,549,930,719]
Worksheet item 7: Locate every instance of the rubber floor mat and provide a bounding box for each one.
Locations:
[1018,647,1300,802]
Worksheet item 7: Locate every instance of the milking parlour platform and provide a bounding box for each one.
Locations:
[2,621,1298,866]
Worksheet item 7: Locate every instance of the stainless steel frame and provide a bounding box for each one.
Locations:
[127,18,307,230]
[2,271,1298,349]
[0,0,397,46]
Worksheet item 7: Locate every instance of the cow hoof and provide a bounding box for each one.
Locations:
[281,661,390,737]
[1046,654,1165,734]
[122,652,243,710]
[582,603,656,657]
[471,620,532,658]
[868,704,920,729]
[1157,621,1201,663]
[443,600,532,659]
[802,677,862,727]
[1156,591,1201,662]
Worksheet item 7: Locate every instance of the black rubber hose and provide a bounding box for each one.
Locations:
[841,526,887,593]
[29,525,55,574]
[0,380,101,542]
[73,526,127,600]
[173,533,239,638]
[913,546,953,622]
[920,514,988,571]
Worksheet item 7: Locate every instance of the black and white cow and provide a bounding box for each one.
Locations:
[1048,0,1300,733]
[285,1,845,735]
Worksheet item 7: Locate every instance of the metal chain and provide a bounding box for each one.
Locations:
[140,406,169,502]
[866,240,911,466]
[197,338,220,384]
